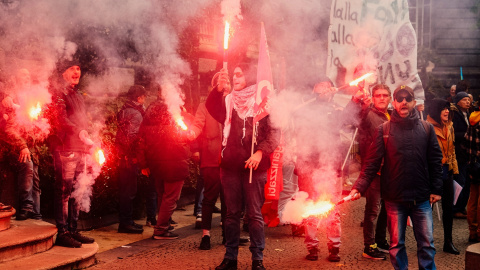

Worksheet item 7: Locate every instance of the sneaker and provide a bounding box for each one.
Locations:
[362,244,386,260]
[169,217,178,226]
[16,210,34,220]
[70,231,95,243]
[376,241,390,253]
[132,222,143,229]
[199,235,211,250]
[252,260,266,270]
[328,247,341,262]
[153,231,179,240]
[118,224,144,234]
[195,214,202,229]
[146,217,157,227]
[56,232,82,248]
[291,224,305,237]
[306,248,318,261]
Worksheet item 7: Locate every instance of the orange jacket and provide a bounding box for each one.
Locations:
[427,115,459,174]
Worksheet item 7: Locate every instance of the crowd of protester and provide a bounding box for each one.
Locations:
[1,55,479,270]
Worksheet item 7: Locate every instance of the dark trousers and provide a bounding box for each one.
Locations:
[221,168,266,261]
[53,151,85,233]
[363,175,388,245]
[442,165,454,242]
[118,158,138,226]
[454,162,470,213]
[201,167,225,230]
[145,175,157,220]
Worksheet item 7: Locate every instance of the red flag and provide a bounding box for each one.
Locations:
[253,22,273,124]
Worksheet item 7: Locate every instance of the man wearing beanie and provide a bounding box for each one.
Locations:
[48,59,95,248]
[349,85,443,270]
[452,91,471,218]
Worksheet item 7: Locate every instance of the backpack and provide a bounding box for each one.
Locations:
[382,120,431,148]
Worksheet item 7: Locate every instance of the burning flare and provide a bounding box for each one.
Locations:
[176,118,188,131]
[28,102,42,120]
[301,200,335,218]
[224,21,230,50]
[349,73,373,86]
[96,149,106,165]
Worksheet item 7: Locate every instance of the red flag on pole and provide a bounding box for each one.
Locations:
[253,22,274,124]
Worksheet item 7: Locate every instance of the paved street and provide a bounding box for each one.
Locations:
[86,196,470,270]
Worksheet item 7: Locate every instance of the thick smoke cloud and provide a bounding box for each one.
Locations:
[0,0,215,212]
[0,0,350,215]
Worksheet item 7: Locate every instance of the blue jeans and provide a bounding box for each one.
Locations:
[15,159,41,219]
[221,168,266,261]
[53,151,86,233]
[386,200,436,270]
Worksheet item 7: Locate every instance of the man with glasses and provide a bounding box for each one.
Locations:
[349,84,392,260]
[349,85,443,270]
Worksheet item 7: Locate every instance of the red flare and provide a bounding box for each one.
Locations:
[176,118,188,131]
[96,149,106,165]
[349,73,373,87]
[301,200,335,218]
[28,102,42,120]
[224,21,230,50]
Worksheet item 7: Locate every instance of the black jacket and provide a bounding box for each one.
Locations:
[115,100,145,158]
[452,105,470,163]
[353,109,443,203]
[137,98,191,182]
[47,85,89,152]
[205,87,278,172]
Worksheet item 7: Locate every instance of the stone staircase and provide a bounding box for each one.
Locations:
[0,209,98,270]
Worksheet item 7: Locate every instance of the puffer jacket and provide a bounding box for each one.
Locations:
[353,109,443,203]
[137,98,192,182]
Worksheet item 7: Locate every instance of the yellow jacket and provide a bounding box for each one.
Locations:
[427,115,459,174]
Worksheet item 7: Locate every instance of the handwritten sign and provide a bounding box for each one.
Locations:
[327,0,424,100]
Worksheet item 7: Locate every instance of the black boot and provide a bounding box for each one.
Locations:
[306,247,318,261]
[252,260,266,270]
[215,258,237,270]
[443,240,460,255]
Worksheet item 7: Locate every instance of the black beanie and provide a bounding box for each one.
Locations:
[427,98,450,124]
[56,58,81,74]
[454,91,469,104]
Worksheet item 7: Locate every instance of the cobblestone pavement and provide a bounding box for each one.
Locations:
[89,197,469,270]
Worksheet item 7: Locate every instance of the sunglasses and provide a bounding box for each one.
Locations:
[395,95,413,103]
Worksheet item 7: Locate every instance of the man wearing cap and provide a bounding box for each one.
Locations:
[115,85,148,234]
[452,91,471,218]
[349,85,443,270]
[48,60,95,248]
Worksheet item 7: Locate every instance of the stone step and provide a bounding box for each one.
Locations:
[0,219,57,263]
[0,243,98,270]
[0,207,15,232]
[0,218,98,269]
